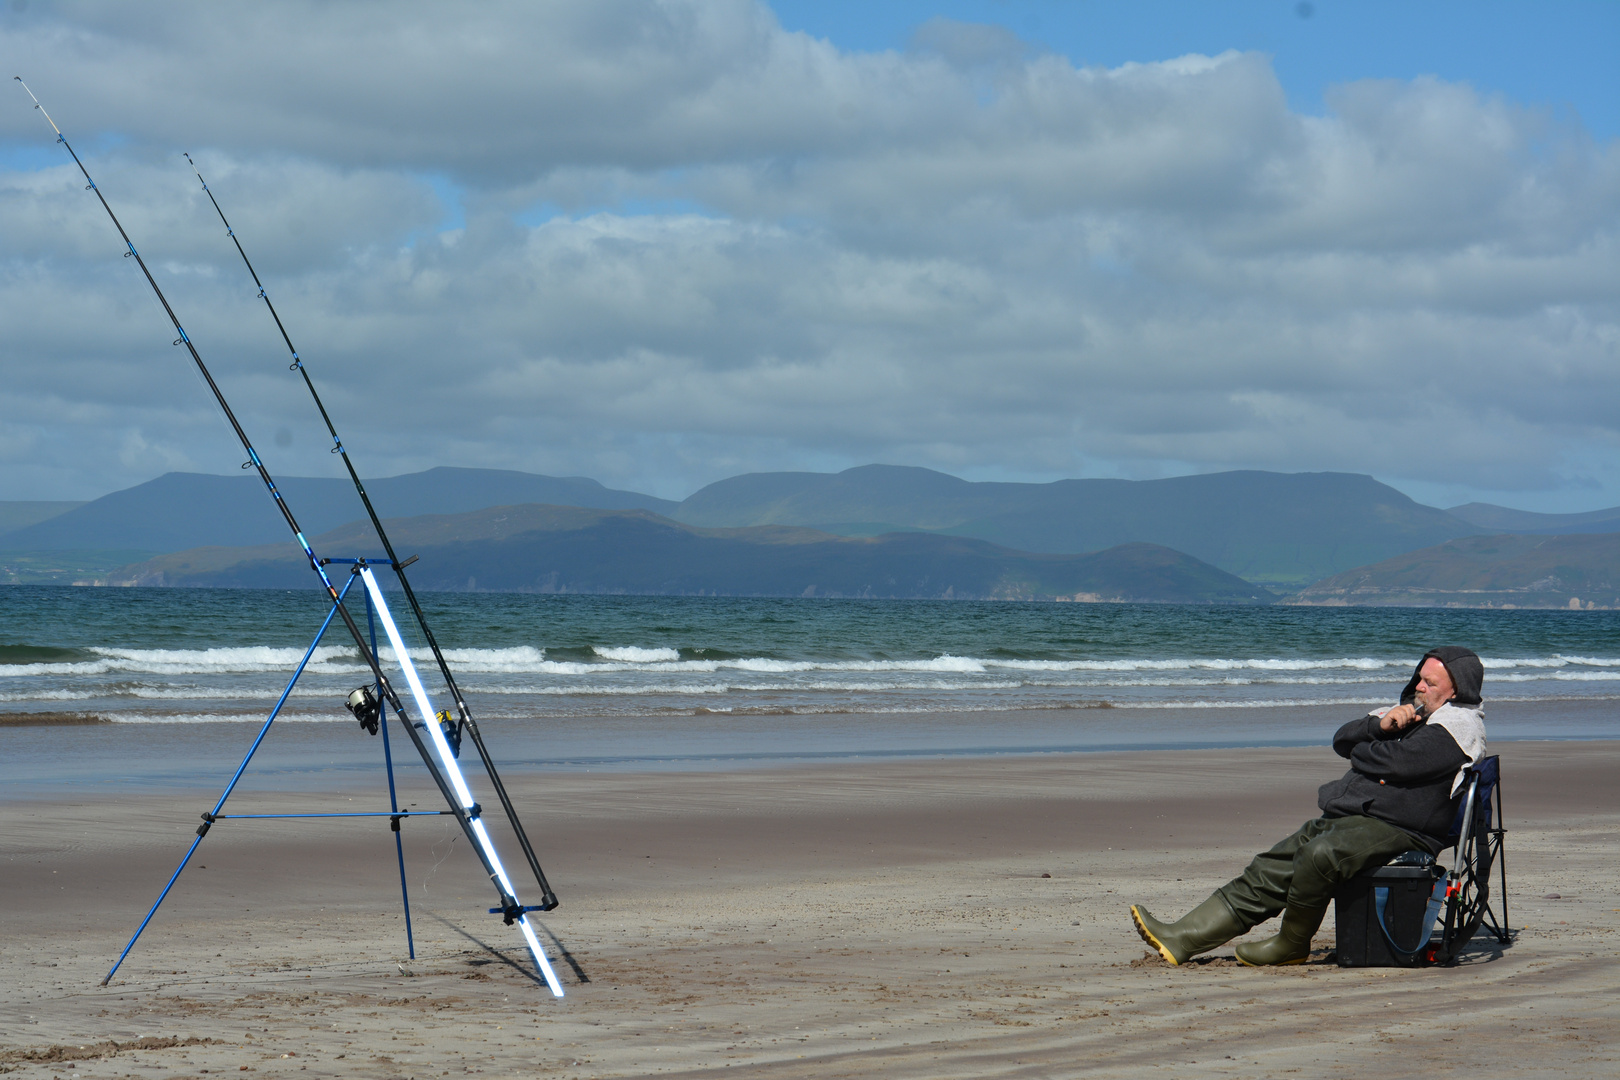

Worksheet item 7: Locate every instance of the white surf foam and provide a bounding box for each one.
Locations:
[0,688,96,702]
[433,646,549,671]
[592,646,681,663]
[1481,655,1620,668]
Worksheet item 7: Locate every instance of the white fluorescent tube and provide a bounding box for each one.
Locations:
[359,568,565,997]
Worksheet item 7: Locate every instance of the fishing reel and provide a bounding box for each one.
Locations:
[345,685,381,735]
[437,710,463,759]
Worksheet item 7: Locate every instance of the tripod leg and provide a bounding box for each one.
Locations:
[102,580,354,986]
[371,589,416,960]
[102,832,204,985]
[391,827,415,959]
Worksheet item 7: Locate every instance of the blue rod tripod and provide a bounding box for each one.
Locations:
[103,565,443,984]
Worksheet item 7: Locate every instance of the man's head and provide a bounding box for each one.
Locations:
[1400,646,1485,710]
[1413,657,1455,714]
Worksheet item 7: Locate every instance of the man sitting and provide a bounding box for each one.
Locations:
[1131,646,1487,966]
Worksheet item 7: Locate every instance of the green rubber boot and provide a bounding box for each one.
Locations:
[1235,904,1329,966]
[1130,894,1245,966]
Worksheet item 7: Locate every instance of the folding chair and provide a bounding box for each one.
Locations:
[1334,755,1510,967]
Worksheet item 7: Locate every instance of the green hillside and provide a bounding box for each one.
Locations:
[0,549,158,586]
[1293,533,1620,608]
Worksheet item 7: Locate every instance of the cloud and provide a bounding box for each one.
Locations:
[0,0,1615,507]
[909,16,1036,71]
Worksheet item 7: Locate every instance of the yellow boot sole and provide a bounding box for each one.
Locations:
[1130,905,1182,966]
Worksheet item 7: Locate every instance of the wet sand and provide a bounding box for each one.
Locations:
[1,738,1616,1078]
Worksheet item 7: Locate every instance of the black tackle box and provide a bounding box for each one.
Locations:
[1334,853,1446,967]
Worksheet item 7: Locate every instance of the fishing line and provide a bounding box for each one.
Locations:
[425,820,460,891]
[182,153,558,911]
[16,78,561,994]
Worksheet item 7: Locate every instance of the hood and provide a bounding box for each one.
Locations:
[1427,700,1488,797]
[1400,646,1484,708]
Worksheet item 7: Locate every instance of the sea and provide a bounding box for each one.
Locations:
[2,586,1617,785]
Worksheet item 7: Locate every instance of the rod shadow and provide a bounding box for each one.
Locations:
[424,911,591,985]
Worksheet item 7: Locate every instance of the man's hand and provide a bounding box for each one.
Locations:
[1379,704,1424,733]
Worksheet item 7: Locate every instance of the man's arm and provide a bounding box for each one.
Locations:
[1347,723,1469,785]
[1333,699,1435,759]
[1332,713,1393,759]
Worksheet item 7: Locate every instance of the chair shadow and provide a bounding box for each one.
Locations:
[1448,925,1517,967]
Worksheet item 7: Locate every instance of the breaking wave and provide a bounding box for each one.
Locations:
[592,645,681,663]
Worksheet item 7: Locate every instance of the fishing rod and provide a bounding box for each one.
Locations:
[181,153,557,911]
[15,78,562,994]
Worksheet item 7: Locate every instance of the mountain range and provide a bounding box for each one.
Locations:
[6,464,1620,604]
[0,464,1508,587]
[674,466,1477,586]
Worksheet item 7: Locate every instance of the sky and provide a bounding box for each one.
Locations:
[1,0,1616,512]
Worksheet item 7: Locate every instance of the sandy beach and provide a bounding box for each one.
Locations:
[2,733,1615,1078]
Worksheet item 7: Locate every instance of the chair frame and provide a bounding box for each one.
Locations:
[1427,755,1511,965]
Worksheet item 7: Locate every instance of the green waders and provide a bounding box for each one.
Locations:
[1218,814,1425,929]
[1132,814,1428,965]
